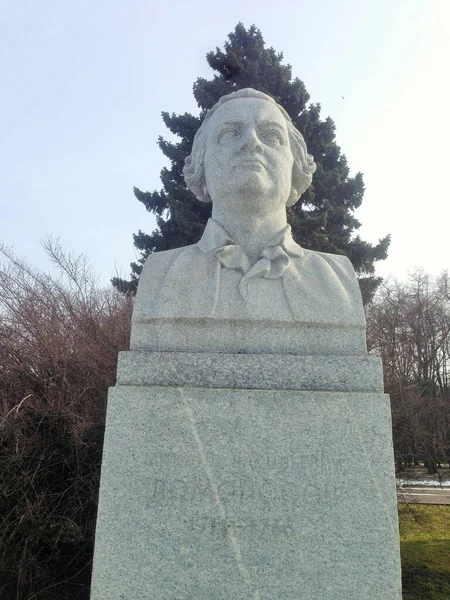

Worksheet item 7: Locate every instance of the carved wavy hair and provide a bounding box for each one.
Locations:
[183,88,316,208]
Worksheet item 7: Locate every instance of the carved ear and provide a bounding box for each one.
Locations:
[286,188,300,208]
[195,183,211,204]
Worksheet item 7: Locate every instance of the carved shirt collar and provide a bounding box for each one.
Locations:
[197,218,304,300]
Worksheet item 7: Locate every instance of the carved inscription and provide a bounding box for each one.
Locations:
[144,447,346,511]
[145,475,335,507]
[182,515,296,538]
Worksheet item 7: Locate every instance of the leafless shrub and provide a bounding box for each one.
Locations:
[0,239,132,599]
[366,270,450,473]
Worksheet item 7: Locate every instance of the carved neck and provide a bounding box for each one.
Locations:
[211,205,288,264]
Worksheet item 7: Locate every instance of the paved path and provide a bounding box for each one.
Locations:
[398,486,450,505]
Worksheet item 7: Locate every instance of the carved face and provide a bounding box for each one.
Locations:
[203,98,294,216]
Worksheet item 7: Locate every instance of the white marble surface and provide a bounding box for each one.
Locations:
[91,382,402,600]
[116,351,383,391]
[91,89,402,599]
[131,89,366,354]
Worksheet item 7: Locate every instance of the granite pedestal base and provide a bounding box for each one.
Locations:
[90,353,402,600]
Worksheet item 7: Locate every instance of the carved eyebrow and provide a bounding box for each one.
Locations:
[258,121,285,130]
[214,120,242,129]
[213,119,286,133]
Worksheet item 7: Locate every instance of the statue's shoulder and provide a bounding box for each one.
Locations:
[302,248,356,280]
[134,244,195,309]
[299,248,362,314]
[137,244,195,289]
[141,245,187,275]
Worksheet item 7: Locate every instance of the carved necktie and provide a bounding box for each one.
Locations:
[215,241,290,300]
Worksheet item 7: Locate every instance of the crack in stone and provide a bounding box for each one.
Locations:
[178,388,260,600]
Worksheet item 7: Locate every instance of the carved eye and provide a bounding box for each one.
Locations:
[219,128,239,141]
[262,130,282,144]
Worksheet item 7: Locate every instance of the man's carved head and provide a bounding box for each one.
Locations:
[183,88,316,208]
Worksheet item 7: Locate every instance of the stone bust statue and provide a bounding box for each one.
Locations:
[131,88,366,355]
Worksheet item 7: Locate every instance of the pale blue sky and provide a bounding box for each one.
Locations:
[1,0,449,285]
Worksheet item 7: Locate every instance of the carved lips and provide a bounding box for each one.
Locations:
[235,157,267,170]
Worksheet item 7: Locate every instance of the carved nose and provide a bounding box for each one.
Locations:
[241,129,263,153]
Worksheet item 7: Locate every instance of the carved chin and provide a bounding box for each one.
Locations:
[232,170,268,193]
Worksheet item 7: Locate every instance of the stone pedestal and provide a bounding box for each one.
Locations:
[90,352,402,600]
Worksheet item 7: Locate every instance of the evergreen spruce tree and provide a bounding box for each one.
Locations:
[112,23,389,302]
